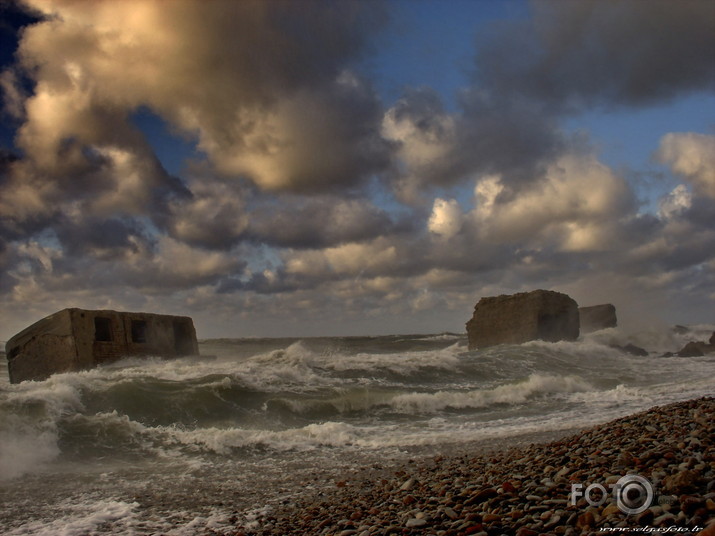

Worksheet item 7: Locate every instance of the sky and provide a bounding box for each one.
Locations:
[0,0,714,340]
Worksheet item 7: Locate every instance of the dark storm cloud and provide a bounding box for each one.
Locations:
[164,179,250,250]
[387,0,715,198]
[686,196,715,228]
[475,0,715,112]
[38,236,246,295]
[383,79,564,199]
[12,0,391,194]
[0,150,60,241]
[245,196,405,249]
[0,0,399,316]
[217,269,313,295]
[1,0,393,260]
[53,217,148,259]
[456,89,563,188]
[0,148,18,183]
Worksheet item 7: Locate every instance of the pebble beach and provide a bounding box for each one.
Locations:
[228,397,715,536]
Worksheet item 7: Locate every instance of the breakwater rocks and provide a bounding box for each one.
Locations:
[674,332,715,357]
[229,397,715,536]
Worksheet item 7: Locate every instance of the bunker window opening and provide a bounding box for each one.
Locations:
[131,320,148,343]
[94,317,112,342]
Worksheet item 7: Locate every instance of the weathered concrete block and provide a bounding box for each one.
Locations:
[6,308,199,383]
[466,290,579,350]
[578,304,617,333]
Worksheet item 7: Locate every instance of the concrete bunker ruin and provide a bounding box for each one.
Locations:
[466,290,580,350]
[5,308,199,383]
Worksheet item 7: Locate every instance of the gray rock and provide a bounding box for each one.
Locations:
[399,478,415,491]
[675,331,715,357]
[617,343,649,356]
[405,518,428,528]
[442,507,459,520]
[679,340,715,357]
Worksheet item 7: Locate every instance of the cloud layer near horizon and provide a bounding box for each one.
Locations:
[1,0,714,338]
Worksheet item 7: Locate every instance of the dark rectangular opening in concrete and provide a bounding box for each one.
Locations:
[131,320,148,343]
[94,317,112,342]
[173,321,194,355]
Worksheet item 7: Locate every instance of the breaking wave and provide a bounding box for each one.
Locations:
[390,374,592,413]
[1,328,714,483]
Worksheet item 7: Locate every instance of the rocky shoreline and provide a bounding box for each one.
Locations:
[225,397,714,536]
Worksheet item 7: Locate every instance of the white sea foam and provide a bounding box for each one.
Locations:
[419,333,465,341]
[325,342,464,375]
[570,372,715,408]
[163,510,233,536]
[235,341,338,389]
[579,323,715,354]
[0,379,85,480]
[147,420,363,454]
[0,420,60,481]
[390,374,593,414]
[4,499,139,536]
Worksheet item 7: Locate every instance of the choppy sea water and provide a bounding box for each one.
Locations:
[1,325,714,535]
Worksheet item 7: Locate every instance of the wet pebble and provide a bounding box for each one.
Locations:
[228,397,715,536]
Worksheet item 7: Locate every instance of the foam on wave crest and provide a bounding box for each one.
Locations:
[143,420,363,454]
[327,343,464,375]
[390,374,592,414]
[0,379,85,480]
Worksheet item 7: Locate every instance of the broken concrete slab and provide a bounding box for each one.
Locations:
[578,304,617,333]
[466,290,580,350]
[5,308,199,383]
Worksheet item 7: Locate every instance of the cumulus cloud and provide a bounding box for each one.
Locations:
[428,198,463,239]
[658,133,715,200]
[246,196,403,249]
[383,86,562,200]
[1,0,714,338]
[1,0,392,321]
[230,149,641,299]
[382,88,459,201]
[14,0,389,193]
[203,75,390,193]
[0,0,391,262]
[469,152,634,251]
[658,184,692,219]
[10,234,244,299]
[281,237,403,282]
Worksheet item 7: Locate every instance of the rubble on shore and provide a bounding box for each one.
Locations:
[227,397,715,536]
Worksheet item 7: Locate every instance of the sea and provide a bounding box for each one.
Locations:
[1,324,714,535]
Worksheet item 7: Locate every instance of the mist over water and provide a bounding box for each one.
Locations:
[1,325,714,535]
